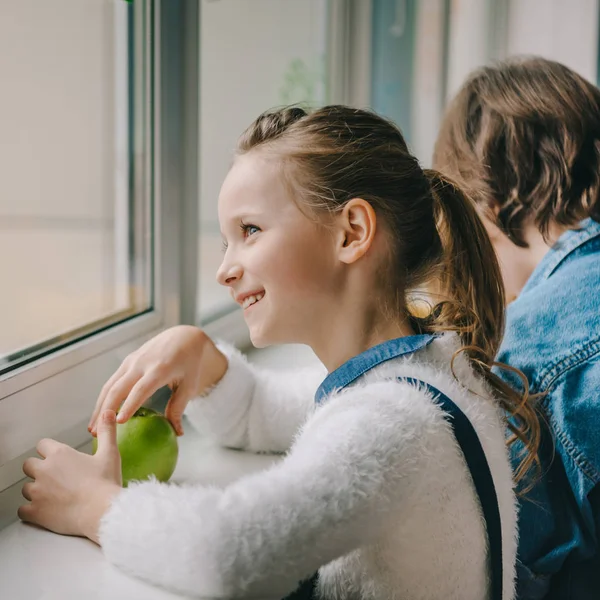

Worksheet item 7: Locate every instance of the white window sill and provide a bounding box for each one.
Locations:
[0,343,321,599]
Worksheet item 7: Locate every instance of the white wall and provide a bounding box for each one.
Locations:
[506,0,599,83]
[446,0,493,100]
[411,0,448,166]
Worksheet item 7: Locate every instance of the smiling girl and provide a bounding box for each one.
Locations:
[20,106,538,600]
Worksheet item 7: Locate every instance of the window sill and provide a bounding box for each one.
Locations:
[0,342,321,598]
[0,417,281,599]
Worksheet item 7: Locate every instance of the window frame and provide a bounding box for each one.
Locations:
[0,0,201,521]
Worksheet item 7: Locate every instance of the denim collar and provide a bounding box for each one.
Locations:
[315,334,436,404]
[522,218,600,294]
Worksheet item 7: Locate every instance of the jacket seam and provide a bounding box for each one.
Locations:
[535,338,600,393]
[533,338,600,484]
[541,227,600,281]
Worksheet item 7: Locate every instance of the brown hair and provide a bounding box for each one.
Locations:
[237,105,539,485]
[433,56,600,247]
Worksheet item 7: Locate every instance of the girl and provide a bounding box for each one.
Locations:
[20,106,538,600]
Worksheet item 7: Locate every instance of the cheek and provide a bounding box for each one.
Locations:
[256,231,336,297]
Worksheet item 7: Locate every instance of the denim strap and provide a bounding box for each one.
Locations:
[282,572,319,599]
[399,377,503,600]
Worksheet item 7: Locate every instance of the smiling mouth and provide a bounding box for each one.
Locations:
[242,291,265,310]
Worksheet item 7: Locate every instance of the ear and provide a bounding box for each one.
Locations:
[334,198,377,264]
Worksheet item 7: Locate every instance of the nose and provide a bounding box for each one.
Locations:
[216,256,243,287]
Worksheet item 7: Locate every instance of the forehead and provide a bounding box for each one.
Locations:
[218,153,294,222]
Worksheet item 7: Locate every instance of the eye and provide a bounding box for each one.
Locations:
[240,221,261,238]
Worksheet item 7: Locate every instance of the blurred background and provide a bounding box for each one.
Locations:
[1,0,598,369]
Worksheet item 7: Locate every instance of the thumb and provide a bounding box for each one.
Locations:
[96,409,118,455]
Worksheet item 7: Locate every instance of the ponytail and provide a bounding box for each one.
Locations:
[422,169,505,359]
[419,169,541,490]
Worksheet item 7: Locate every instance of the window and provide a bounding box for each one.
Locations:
[368,0,451,165]
[366,0,600,167]
[0,0,197,529]
[0,0,153,375]
[0,0,351,529]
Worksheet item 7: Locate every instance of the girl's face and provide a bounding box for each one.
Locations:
[216,153,342,348]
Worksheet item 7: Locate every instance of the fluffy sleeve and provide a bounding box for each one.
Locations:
[184,342,327,453]
[100,381,428,599]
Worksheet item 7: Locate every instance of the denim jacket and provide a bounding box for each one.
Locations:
[495,218,600,599]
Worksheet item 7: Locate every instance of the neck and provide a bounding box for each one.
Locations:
[309,301,416,372]
[512,222,569,298]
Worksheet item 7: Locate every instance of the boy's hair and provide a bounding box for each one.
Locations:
[237,105,540,485]
[433,56,600,247]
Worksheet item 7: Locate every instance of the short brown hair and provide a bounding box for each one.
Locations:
[434,57,600,247]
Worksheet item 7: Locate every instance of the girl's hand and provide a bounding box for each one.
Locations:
[88,326,228,437]
[18,410,122,545]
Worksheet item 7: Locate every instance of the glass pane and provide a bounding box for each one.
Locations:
[198,0,330,321]
[371,0,417,141]
[0,0,153,373]
[370,0,449,167]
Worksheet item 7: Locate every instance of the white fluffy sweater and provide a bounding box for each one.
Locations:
[99,334,517,599]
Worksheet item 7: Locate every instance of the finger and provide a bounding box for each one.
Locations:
[36,438,62,458]
[88,361,131,431]
[89,364,128,430]
[17,503,35,524]
[165,386,192,436]
[91,371,141,435]
[21,482,34,501]
[115,373,164,424]
[23,457,43,479]
[95,410,118,456]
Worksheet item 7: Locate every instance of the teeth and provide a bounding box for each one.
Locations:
[242,292,264,309]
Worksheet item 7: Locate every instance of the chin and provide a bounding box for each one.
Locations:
[248,322,300,349]
[247,325,274,349]
[249,335,270,349]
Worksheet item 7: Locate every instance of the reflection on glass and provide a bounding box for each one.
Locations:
[0,0,153,372]
[198,0,330,321]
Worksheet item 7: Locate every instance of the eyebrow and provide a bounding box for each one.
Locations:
[221,209,265,228]
[228,208,265,220]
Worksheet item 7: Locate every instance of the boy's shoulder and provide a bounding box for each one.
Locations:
[499,244,600,488]
[499,247,600,395]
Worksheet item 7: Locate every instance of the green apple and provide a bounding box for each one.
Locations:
[92,407,179,487]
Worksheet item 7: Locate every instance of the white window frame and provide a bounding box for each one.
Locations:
[0,0,201,526]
